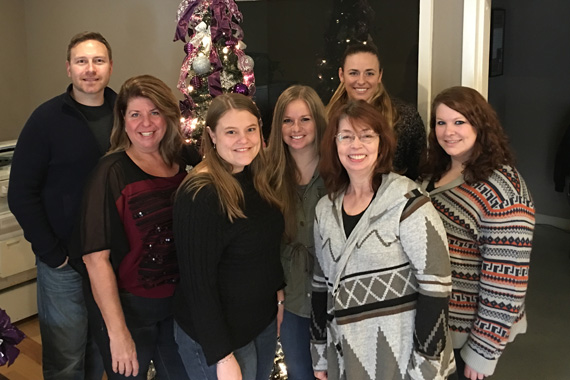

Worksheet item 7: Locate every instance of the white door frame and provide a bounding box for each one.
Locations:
[417,0,491,126]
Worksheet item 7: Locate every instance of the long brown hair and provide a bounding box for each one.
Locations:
[420,86,515,184]
[320,100,395,200]
[326,43,399,129]
[266,85,327,241]
[179,93,281,222]
[109,75,183,166]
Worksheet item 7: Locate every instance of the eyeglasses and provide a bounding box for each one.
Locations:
[336,132,379,145]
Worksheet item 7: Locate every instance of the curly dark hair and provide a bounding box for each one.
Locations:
[420,86,514,184]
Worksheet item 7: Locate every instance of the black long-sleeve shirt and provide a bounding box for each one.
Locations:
[8,86,116,267]
[173,168,284,365]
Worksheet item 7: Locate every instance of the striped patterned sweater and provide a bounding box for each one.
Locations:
[311,173,455,380]
[420,165,535,376]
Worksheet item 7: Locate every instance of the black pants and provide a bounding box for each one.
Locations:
[84,284,189,380]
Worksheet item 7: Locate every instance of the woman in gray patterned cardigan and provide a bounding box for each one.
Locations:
[311,100,455,380]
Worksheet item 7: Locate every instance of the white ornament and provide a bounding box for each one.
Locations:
[195,21,207,33]
[238,55,254,72]
[193,56,211,75]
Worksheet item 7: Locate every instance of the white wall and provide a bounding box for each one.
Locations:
[0,0,31,140]
[22,0,185,109]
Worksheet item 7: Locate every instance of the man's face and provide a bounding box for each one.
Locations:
[66,40,112,102]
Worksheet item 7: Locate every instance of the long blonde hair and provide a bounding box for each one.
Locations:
[179,93,281,222]
[266,85,327,241]
[326,43,398,129]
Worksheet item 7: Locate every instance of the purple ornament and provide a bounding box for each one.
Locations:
[184,42,193,55]
[232,83,249,96]
[190,76,202,89]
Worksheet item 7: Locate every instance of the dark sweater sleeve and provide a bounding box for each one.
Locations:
[174,185,234,364]
[393,100,426,181]
[79,157,127,265]
[8,110,66,267]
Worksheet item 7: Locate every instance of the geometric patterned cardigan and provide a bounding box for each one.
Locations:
[420,165,535,376]
[311,173,456,380]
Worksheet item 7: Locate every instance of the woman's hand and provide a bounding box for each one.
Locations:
[464,364,485,380]
[314,370,328,380]
[109,329,139,376]
[217,353,242,380]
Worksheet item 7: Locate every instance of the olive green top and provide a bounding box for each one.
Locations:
[280,170,326,317]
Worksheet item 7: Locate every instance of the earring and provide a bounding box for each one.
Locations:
[213,143,216,150]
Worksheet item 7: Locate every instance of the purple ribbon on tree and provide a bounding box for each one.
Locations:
[208,48,223,96]
[210,0,243,44]
[174,0,201,42]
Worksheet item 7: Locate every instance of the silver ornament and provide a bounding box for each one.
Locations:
[193,56,211,75]
[238,55,255,73]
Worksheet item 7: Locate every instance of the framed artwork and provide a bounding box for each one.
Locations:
[490,8,505,77]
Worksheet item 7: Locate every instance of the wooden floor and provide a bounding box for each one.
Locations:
[0,316,42,380]
[0,317,108,380]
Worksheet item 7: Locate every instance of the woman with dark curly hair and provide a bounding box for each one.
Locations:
[419,86,536,380]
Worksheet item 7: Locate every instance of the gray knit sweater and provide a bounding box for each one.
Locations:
[310,173,455,380]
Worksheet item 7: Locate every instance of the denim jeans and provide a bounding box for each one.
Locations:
[175,318,278,380]
[86,291,188,380]
[279,310,315,380]
[36,259,103,380]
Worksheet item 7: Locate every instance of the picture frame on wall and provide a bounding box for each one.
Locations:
[490,8,505,77]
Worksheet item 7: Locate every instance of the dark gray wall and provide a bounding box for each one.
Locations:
[488,0,570,221]
[238,0,420,134]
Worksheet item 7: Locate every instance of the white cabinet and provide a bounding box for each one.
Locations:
[0,140,37,322]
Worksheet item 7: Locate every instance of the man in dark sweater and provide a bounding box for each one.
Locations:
[8,32,116,380]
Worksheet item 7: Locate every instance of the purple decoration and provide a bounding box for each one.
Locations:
[0,308,25,367]
[184,42,193,55]
[210,0,243,44]
[232,83,249,96]
[174,1,201,42]
[208,48,223,97]
[190,76,203,89]
[179,98,194,119]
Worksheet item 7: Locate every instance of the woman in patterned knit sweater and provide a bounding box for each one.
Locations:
[311,100,455,380]
[419,86,535,380]
[326,43,426,180]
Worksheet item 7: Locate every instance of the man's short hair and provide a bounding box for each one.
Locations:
[67,32,112,61]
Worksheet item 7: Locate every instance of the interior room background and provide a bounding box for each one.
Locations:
[1,0,569,225]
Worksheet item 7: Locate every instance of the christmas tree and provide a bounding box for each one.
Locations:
[174,0,256,144]
[315,0,375,103]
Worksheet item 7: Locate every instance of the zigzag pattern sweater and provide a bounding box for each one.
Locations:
[311,173,455,380]
[420,165,535,376]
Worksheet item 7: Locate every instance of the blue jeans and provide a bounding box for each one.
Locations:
[36,259,103,380]
[279,310,314,380]
[175,318,278,380]
[86,291,188,380]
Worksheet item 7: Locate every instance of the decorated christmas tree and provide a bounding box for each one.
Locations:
[316,0,375,103]
[174,0,256,144]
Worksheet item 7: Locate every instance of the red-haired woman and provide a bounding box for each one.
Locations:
[419,86,535,380]
[311,100,455,380]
